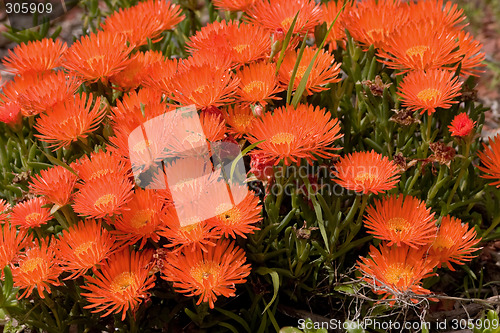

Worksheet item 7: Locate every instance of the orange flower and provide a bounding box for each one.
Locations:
[56,219,116,279]
[364,195,436,248]
[454,31,486,77]
[278,47,341,95]
[72,176,134,219]
[81,249,156,320]
[0,102,22,130]
[321,0,352,51]
[213,0,256,11]
[247,0,322,35]
[0,199,10,223]
[200,110,226,142]
[35,93,106,149]
[333,151,400,195]
[110,51,165,90]
[478,134,500,188]
[141,57,179,93]
[2,39,67,75]
[206,189,262,239]
[0,226,27,273]
[344,0,408,49]
[111,189,164,249]
[169,63,239,109]
[101,0,184,48]
[162,239,251,308]
[237,62,283,105]
[186,21,229,54]
[428,215,481,270]
[377,22,459,73]
[10,197,52,229]
[248,104,343,165]
[397,69,462,115]
[30,166,78,207]
[63,31,133,83]
[224,104,257,138]
[357,244,436,304]
[11,239,61,299]
[409,0,466,32]
[72,150,130,185]
[448,113,476,138]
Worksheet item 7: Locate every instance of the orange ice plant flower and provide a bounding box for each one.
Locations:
[200,110,227,142]
[409,0,466,32]
[2,38,67,75]
[428,215,481,271]
[11,239,61,299]
[72,150,130,185]
[101,0,184,48]
[224,104,258,138]
[364,195,436,248]
[30,165,78,207]
[248,104,343,165]
[0,199,10,223]
[448,113,476,138]
[237,62,284,105]
[478,134,500,188]
[0,226,27,274]
[247,0,322,35]
[454,30,486,77]
[162,239,251,309]
[35,93,106,149]
[357,244,437,304]
[321,0,352,51]
[110,51,165,90]
[213,0,255,11]
[81,249,156,320]
[63,31,133,83]
[397,69,462,115]
[278,47,341,95]
[333,151,400,195]
[10,197,52,229]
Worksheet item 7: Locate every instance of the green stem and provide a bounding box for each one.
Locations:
[445,140,472,211]
[15,129,29,171]
[422,113,433,158]
[406,168,421,194]
[426,165,446,204]
[355,194,369,226]
[483,215,500,239]
[338,195,361,231]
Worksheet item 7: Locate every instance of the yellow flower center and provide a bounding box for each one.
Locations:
[74,241,95,257]
[295,65,308,80]
[242,81,266,96]
[132,140,149,153]
[387,217,410,233]
[216,203,242,225]
[270,132,295,145]
[385,263,413,286]
[89,169,113,181]
[233,114,254,130]
[180,217,202,228]
[354,172,376,184]
[406,45,430,58]
[233,44,250,54]
[130,209,154,229]
[94,194,117,211]
[21,257,44,273]
[110,272,137,294]
[194,85,208,94]
[25,212,42,225]
[86,55,105,69]
[190,261,220,284]
[433,235,454,250]
[366,28,385,40]
[281,16,296,30]
[417,88,441,103]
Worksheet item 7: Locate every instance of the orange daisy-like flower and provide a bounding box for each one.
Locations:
[11,239,61,299]
[35,93,106,149]
[30,166,78,207]
[56,219,116,279]
[110,51,165,90]
[213,0,255,11]
[333,151,401,195]
[248,104,343,165]
[409,0,466,32]
[0,226,27,273]
[247,0,322,35]
[0,102,22,130]
[162,239,251,308]
[206,189,262,239]
[278,47,341,95]
[364,195,436,248]
[224,104,257,138]
[448,113,476,138]
[454,31,486,77]
[397,69,462,115]
[72,150,130,185]
[10,197,52,229]
[63,31,133,83]
[72,176,134,219]
[357,244,436,304]
[2,39,67,75]
[141,57,179,93]
[344,0,407,49]
[428,215,481,271]
[478,134,500,188]
[81,248,156,320]
[377,22,459,73]
[169,63,239,109]
[186,20,228,54]
[101,0,184,48]
[321,0,352,51]
[237,62,283,105]
[111,189,164,249]
[200,110,226,142]
[0,200,10,223]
